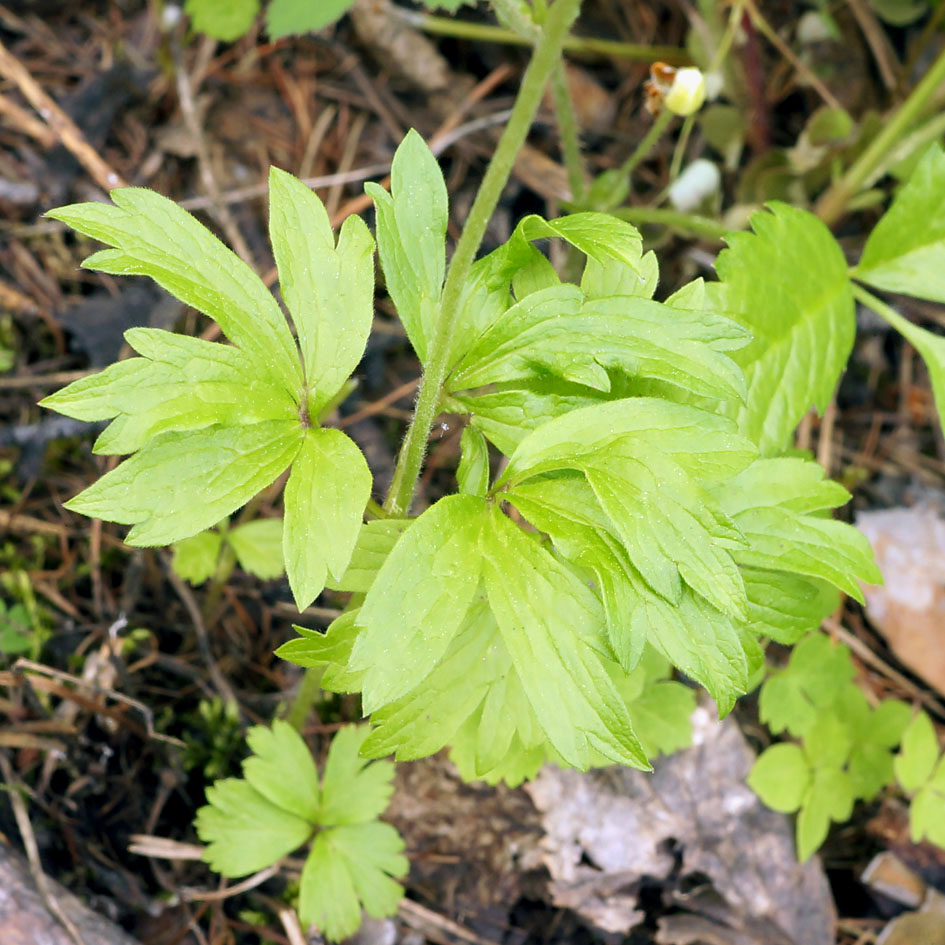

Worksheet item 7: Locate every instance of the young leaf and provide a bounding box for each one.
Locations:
[365,130,447,363]
[518,213,644,273]
[742,568,838,644]
[747,743,811,813]
[185,0,259,40]
[266,0,356,36]
[227,518,284,580]
[797,767,854,861]
[196,778,313,876]
[350,495,487,712]
[172,531,224,585]
[277,612,366,693]
[853,144,945,303]
[708,202,855,454]
[283,428,372,610]
[299,824,407,938]
[66,421,304,546]
[910,760,945,846]
[895,711,939,791]
[269,168,375,413]
[47,190,302,392]
[317,725,397,826]
[243,720,321,823]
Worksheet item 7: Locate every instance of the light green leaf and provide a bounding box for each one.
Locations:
[66,421,304,546]
[366,130,447,363]
[747,743,811,813]
[317,725,396,827]
[47,190,302,393]
[362,602,509,761]
[325,519,414,593]
[269,168,375,412]
[742,568,838,644]
[457,426,490,496]
[625,679,696,758]
[500,397,757,488]
[581,250,659,300]
[449,287,747,403]
[276,612,366,693]
[911,778,945,847]
[243,720,321,823]
[446,381,608,456]
[40,329,296,456]
[866,301,945,436]
[299,823,407,937]
[171,531,224,585]
[631,587,748,714]
[196,779,313,877]
[869,699,913,748]
[797,768,854,860]
[709,201,855,453]
[848,742,895,801]
[895,711,939,791]
[804,713,854,768]
[283,428,371,610]
[481,505,650,771]
[350,495,487,712]
[720,459,881,601]
[228,518,284,579]
[185,0,259,40]
[266,0,356,36]
[854,144,945,303]
[519,213,643,273]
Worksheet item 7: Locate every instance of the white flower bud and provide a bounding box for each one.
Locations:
[664,67,707,117]
[668,159,721,212]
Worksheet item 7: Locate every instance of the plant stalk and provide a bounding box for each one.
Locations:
[392,7,689,65]
[815,45,945,226]
[384,0,584,517]
[550,59,587,202]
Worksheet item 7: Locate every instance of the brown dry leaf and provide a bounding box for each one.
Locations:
[525,708,835,944]
[856,505,945,698]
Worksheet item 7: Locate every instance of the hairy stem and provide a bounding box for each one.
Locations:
[551,59,587,202]
[384,0,584,517]
[612,205,732,240]
[815,45,945,226]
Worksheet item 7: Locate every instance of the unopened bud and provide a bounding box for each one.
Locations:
[665,67,707,117]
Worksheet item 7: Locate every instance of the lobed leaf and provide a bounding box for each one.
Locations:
[243,720,321,823]
[317,725,396,826]
[66,421,304,546]
[227,518,284,580]
[47,190,302,393]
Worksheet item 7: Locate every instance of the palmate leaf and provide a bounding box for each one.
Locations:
[853,144,945,303]
[707,202,855,454]
[243,720,321,823]
[317,725,396,826]
[47,189,301,393]
[66,421,304,546]
[366,131,447,363]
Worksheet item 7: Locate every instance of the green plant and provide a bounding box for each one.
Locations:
[0,598,32,656]
[183,0,473,43]
[172,517,283,586]
[196,722,407,939]
[748,634,913,860]
[39,0,945,908]
[894,711,945,848]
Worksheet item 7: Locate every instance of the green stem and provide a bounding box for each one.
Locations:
[384,0,584,517]
[620,108,674,182]
[285,666,325,731]
[612,205,732,240]
[815,45,945,226]
[393,8,690,65]
[668,114,695,181]
[550,60,587,202]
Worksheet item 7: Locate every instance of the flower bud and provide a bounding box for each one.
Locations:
[664,67,707,117]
